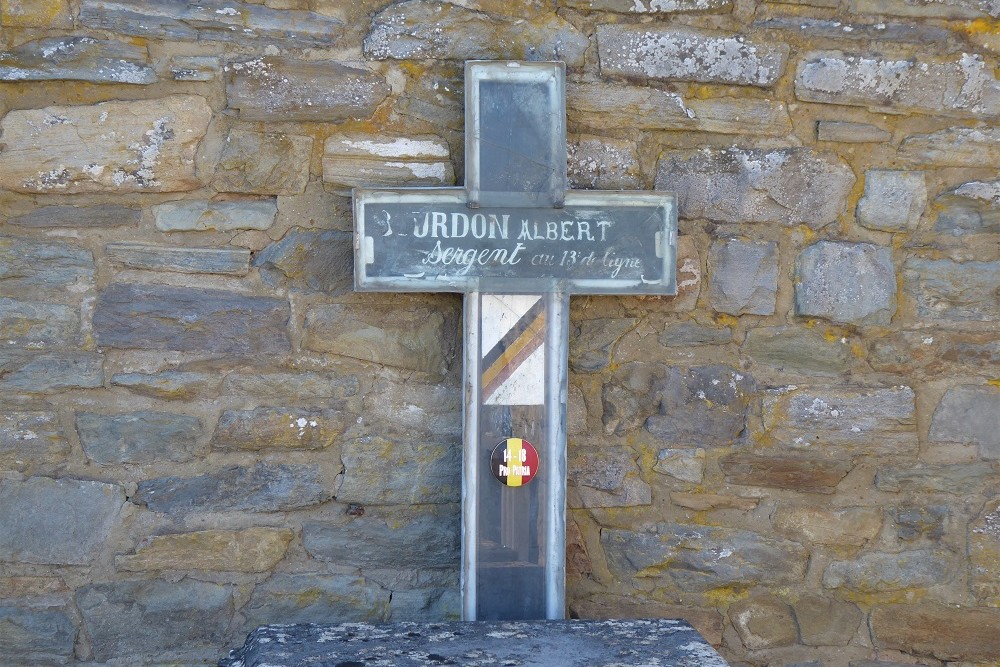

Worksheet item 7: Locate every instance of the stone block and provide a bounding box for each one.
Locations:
[93,283,290,355]
[1,0,71,27]
[303,302,457,376]
[902,258,1000,322]
[570,318,638,373]
[771,506,882,546]
[0,236,94,295]
[0,352,104,393]
[0,299,78,349]
[8,205,140,228]
[871,603,1000,662]
[856,170,927,231]
[660,321,732,347]
[0,411,69,467]
[76,579,233,662]
[729,595,797,650]
[823,549,951,592]
[933,179,1000,235]
[795,242,896,325]
[0,604,76,664]
[870,331,1000,372]
[758,17,952,43]
[569,597,725,645]
[816,121,891,143]
[0,477,123,564]
[743,326,856,376]
[361,378,462,439]
[337,436,460,505]
[898,126,1000,166]
[213,129,312,196]
[111,371,221,401]
[133,462,333,513]
[80,0,345,45]
[794,595,862,646]
[970,499,1000,604]
[568,136,642,190]
[243,573,390,627]
[893,505,948,542]
[655,148,855,227]
[653,448,705,483]
[568,446,651,508]
[720,454,853,493]
[212,407,347,451]
[323,134,454,192]
[115,528,292,572]
[929,385,1000,458]
[153,199,277,232]
[166,55,220,81]
[223,371,359,402]
[708,239,778,316]
[797,52,1000,118]
[105,243,251,276]
[364,1,589,66]
[597,25,789,87]
[876,462,997,494]
[564,0,732,11]
[254,229,354,295]
[0,96,211,193]
[670,492,759,511]
[77,411,203,465]
[227,57,389,122]
[850,0,998,17]
[0,37,154,84]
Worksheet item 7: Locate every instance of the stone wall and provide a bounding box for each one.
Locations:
[1,1,998,665]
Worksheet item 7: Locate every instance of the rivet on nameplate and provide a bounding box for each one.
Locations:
[491,438,539,487]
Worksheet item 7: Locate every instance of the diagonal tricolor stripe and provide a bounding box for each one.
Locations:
[481,296,545,405]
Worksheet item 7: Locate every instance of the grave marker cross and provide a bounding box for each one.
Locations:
[353,61,677,621]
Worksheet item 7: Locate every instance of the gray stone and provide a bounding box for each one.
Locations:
[93,283,290,355]
[602,523,808,591]
[893,505,948,541]
[0,96,211,193]
[0,36,154,83]
[870,331,1000,371]
[565,0,732,11]
[902,258,1000,322]
[898,126,1000,166]
[570,318,638,373]
[796,52,1000,118]
[0,298,78,348]
[568,136,642,190]
[743,326,856,376]
[817,121,892,143]
[254,229,354,295]
[653,448,705,483]
[823,549,951,592]
[720,453,853,493]
[323,134,454,193]
[211,407,348,451]
[876,463,998,494]
[795,241,896,325]
[568,446,651,508]
[0,477,123,564]
[857,170,927,231]
[660,321,732,346]
[0,352,104,393]
[303,511,460,569]
[1,0,72,27]
[708,239,778,316]
[337,436,461,505]
[76,411,203,464]
[0,604,76,664]
[227,57,389,122]
[8,204,140,228]
[166,55,220,81]
[0,236,94,294]
[794,595,863,646]
[772,506,882,546]
[277,182,352,232]
[655,148,855,227]
[111,370,221,401]
[870,603,1000,663]
[934,180,1000,235]
[243,573,389,627]
[153,199,277,232]
[756,17,952,43]
[80,0,345,45]
[929,385,1000,458]
[729,595,797,649]
[223,371,359,402]
[850,0,1000,18]
[970,499,1000,604]
[76,579,233,662]
[645,366,754,445]
[105,243,251,276]
[213,129,312,196]
[597,25,789,87]
[133,462,333,513]
[0,411,69,467]
[361,378,463,440]
[365,1,589,66]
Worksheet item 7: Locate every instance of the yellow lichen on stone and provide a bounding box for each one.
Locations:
[0,0,72,27]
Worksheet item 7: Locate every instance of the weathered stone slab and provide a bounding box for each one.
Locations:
[929,385,1000,458]
[568,446,651,508]
[570,317,638,373]
[771,506,882,546]
[361,378,463,440]
[871,603,1000,662]
[0,351,104,393]
[857,170,927,231]
[0,96,211,193]
[824,550,951,592]
[76,411,203,465]
[211,407,347,451]
[709,239,778,316]
[720,454,853,493]
[933,180,1000,235]
[0,37,154,84]
[111,370,221,400]
[105,243,251,276]
[76,579,233,662]
[0,236,94,294]
[850,0,999,20]
[254,229,353,295]
[743,326,856,376]
[223,371,359,402]
[1,0,72,27]
[365,1,589,66]
[876,462,997,494]
[303,511,460,569]
[565,0,732,11]
[756,17,952,43]
[213,129,312,196]
[568,136,642,190]
[653,447,705,483]
[93,283,290,354]
[797,52,1000,118]
[794,595,863,647]
[655,148,855,227]
[227,57,389,122]
[598,25,789,87]
[660,321,732,347]
[795,242,896,325]
[870,330,1000,371]
[337,436,460,505]
[115,528,292,572]
[898,126,1000,166]
[816,121,891,143]
[0,298,77,348]
[670,492,759,511]
[0,603,76,664]
[166,55,220,81]
[242,574,390,628]
[154,199,277,232]
[893,505,948,541]
[133,462,333,513]
[568,83,792,136]
[80,0,345,45]
[902,258,1000,322]
[304,302,457,375]
[8,204,140,228]
[0,411,69,467]
[569,598,725,645]
[729,595,797,649]
[0,477,123,564]
[323,134,454,192]
[970,499,1000,604]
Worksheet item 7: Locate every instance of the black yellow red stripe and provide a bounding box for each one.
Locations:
[481,299,545,401]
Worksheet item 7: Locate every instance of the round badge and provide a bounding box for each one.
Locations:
[490,438,539,487]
